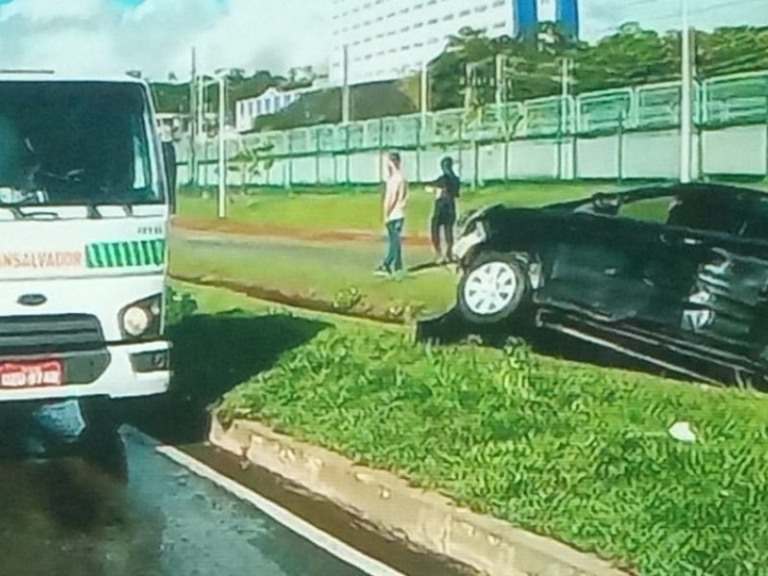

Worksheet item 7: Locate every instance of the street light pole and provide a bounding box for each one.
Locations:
[342,44,350,124]
[420,61,429,122]
[217,72,227,219]
[680,0,693,183]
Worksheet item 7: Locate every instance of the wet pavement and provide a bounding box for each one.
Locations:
[0,423,477,576]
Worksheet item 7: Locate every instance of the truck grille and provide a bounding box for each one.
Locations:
[0,314,105,356]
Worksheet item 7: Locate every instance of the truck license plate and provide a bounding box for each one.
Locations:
[0,361,63,388]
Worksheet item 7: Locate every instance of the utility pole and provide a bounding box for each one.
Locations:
[197,71,205,139]
[680,0,693,183]
[189,47,197,186]
[217,72,227,219]
[495,53,504,106]
[341,44,351,124]
[464,62,475,113]
[558,57,571,180]
[420,61,429,122]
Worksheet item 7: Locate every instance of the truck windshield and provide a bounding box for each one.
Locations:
[0,81,161,206]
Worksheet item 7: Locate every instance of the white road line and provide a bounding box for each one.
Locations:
[123,426,408,576]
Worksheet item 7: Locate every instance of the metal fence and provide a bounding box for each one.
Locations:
[180,70,768,185]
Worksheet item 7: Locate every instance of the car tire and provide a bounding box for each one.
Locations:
[457,251,529,325]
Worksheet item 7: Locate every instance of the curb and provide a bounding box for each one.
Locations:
[209,418,633,576]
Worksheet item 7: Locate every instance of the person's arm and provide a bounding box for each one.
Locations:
[425,175,444,194]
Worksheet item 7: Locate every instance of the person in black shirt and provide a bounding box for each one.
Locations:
[425,156,460,264]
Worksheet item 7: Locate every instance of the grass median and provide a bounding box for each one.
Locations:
[177,182,602,237]
[169,235,457,320]
[174,283,768,576]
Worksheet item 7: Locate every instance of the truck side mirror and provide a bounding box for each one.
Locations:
[161,141,177,215]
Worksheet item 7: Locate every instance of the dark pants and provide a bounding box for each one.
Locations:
[383,218,404,271]
[431,198,456,258]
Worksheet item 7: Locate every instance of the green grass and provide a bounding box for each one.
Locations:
[169,240,456,318]
[175,284,768,576]
[178,182,602,236]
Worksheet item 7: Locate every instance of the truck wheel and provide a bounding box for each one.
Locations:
[457,251,529,325]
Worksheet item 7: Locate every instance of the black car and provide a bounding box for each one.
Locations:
[447,182,768,385]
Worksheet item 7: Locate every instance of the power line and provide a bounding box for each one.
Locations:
[588,0,767,38]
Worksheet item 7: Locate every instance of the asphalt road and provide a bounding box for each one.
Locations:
[0,422,476,576]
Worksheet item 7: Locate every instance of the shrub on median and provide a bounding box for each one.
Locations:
[217,324,768,576]
[165,287,198,326]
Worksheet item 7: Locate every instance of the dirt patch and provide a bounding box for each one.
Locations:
[173,216,433,246]
[171,273,413,325]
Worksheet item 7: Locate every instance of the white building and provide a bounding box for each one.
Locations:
[235,86,314,132]
[329,0,515,85]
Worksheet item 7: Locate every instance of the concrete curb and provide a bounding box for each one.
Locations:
[210,418,633,576]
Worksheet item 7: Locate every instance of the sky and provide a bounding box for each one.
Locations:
[0,0,764,80]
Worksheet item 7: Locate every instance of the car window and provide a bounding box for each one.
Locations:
[666,193,747,235]
[740,195,768,241]
[617,196,673,223]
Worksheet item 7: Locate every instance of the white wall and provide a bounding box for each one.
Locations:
[183,124,768,187]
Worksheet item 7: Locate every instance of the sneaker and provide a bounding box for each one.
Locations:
[374,264,391,277]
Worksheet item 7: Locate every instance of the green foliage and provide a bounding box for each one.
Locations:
[229,143,275,189]
[165,286,199,326]
[219,324,768,575]
[332,286,363,312]
[251,80,417,132]
[429,22,768,112]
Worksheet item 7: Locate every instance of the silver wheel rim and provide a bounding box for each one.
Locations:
[463,261,518,316]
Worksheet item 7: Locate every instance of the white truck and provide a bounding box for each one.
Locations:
[0,71,173,457]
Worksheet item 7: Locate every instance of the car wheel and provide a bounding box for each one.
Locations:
[457,251,529,325]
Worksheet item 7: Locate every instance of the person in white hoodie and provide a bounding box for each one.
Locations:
[375,151,408,276]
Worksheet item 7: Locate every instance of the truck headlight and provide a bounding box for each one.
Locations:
[119,294,162,339]
[123,306,150,336]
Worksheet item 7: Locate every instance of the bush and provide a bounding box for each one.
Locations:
[166,287,198,326]
[218,324,768,576]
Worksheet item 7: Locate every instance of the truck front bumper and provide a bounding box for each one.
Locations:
[0,340,171,403]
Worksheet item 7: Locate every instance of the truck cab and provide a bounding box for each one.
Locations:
[0,71,173,455]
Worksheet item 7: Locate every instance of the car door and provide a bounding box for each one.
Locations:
[535,194,671,323]
[649,188,765,361]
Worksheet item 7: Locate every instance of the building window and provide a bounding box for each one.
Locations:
[493,21,506,28]
[459,9,470,17]
[493,0,504,5]
[414,21,424,28]
[401,44,410,51]
[428,18,438,24]
[399,7,409,14]
[475,4,488,12]
[400,26,410,32]
[443,13,454,20]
